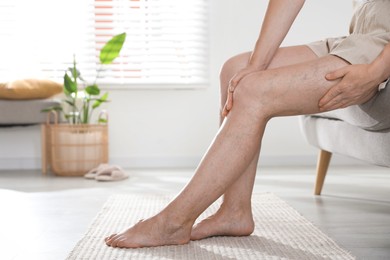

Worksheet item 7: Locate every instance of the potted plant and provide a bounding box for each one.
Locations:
[42,33,126,176]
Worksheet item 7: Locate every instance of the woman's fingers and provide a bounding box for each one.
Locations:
[222,89,233,117]
[320,64,380,111]
[318,84,343,110]
[226,87,234,110]
[325,67,347,81]
[223,66,259,117]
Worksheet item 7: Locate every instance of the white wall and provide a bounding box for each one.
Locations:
[0,0,353,169]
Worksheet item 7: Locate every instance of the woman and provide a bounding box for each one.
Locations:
[105,0,390,248]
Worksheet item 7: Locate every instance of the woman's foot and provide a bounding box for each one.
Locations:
[190,206,255,241]
[105,214,192,248]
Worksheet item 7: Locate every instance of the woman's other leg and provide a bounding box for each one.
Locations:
[191,45,319,240]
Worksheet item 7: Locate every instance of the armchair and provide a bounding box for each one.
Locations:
[300,80,390,195]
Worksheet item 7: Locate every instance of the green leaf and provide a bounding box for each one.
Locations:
[64,74,77,94]
[100,92,109,102]
[67,67,79,78]
[85,84,100,96]
[92,92,110,109]
[64,99,75,107]
[99,32,126,64]
[98,118,107,124]
[92,100,102,109]
[67,67,85,81]
[41,106,63,113]
[65,114,76,119]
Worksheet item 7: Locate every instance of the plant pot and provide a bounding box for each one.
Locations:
[41,112,109,176]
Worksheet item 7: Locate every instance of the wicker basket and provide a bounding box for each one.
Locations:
[41,111,109,176]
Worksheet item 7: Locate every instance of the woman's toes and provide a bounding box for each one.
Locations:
[105,238,110,246]
[106,239,113,247]
[106,234,121,246]
[110,238,120,247]
[105,234,117,243]
[116,238,126,248]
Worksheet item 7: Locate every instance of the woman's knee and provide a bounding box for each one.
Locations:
[233,73,276,118]
[220,53,250,88]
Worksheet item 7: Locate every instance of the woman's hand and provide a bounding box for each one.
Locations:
[222,66,259,117]
[319,64,380,112]
[221,0,305,118]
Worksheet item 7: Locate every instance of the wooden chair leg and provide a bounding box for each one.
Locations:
[314,150,332,195]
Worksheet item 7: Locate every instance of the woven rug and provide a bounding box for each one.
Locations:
[67,193,355,260]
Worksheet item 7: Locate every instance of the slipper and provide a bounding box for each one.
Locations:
[95,165,129,182]
[84,163,109,179]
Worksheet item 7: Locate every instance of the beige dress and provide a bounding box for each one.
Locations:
[307,0,390,65]
[307,0,390,131]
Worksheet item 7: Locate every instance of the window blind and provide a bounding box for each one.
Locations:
[0,0,209,86]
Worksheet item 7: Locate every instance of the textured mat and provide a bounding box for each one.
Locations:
[67,193,355,260]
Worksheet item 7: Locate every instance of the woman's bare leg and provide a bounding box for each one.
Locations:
[191,45,319,240]
[105,54,348,248]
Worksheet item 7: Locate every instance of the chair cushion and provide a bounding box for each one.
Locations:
[0,79,62,100]
[0,99,62,126]
[300,115,390,167]
[314,80,390,131]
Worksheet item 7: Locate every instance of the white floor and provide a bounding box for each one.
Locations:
[0,165,389,260]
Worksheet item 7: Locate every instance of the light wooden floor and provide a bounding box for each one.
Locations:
[0,165,389,260]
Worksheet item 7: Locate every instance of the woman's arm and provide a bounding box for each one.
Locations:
[230,0,305,85]
[223,0,305,116]
[249,0,306,70]
[319,42,390,111]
